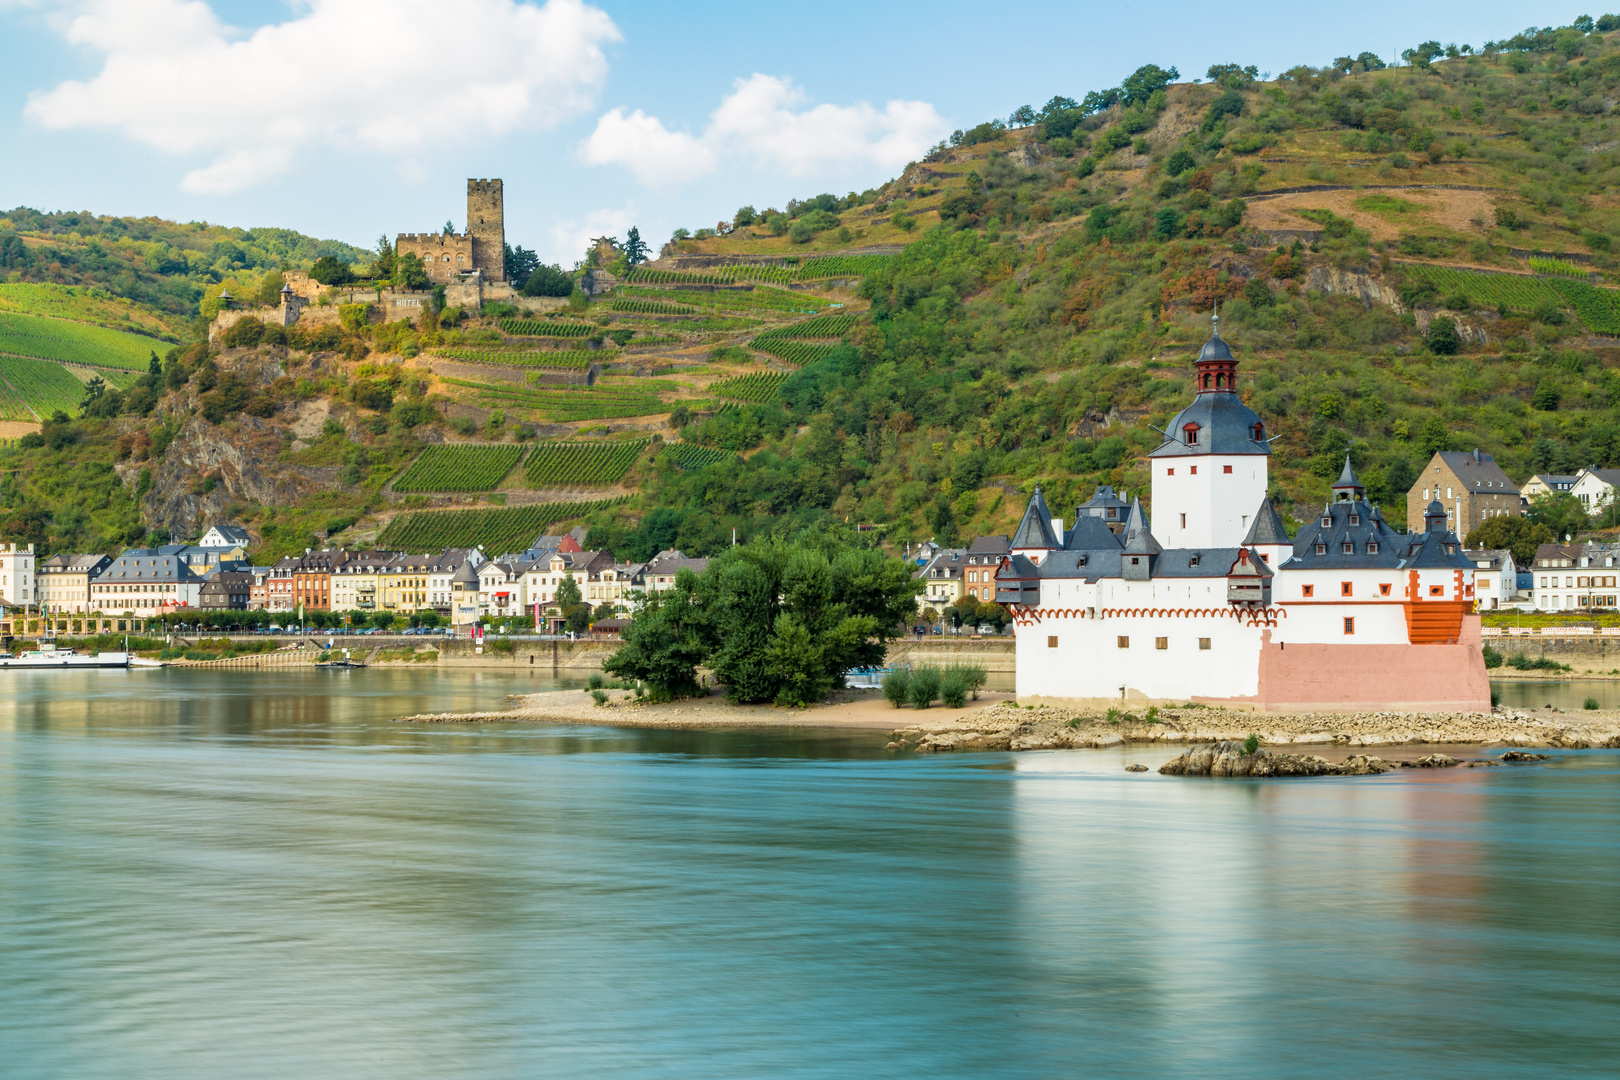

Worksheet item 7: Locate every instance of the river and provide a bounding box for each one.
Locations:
[1,669,1617,1078]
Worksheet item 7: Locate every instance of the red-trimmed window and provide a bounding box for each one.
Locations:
[1183,423,1200,445]
[1190,466,1198,474]
[1343,617,1355,635]
[1429,585,1444,597]
[1223,465,1233,474]
[1379,583,1392,596]
[1302,584,1314,597]
[1341,582,1352,596]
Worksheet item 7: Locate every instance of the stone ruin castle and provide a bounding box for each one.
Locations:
[396,179,507,285]
[209,179,555,343]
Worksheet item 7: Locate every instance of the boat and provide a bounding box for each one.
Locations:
[0,645,131,669]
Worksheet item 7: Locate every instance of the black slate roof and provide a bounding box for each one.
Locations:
[1011,487,1058,549]
[1242,496,1290,546]
[1063,515,1123,551]
[1151,391,1270,458]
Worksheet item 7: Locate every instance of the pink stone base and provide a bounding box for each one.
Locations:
[1216,640,1494,713]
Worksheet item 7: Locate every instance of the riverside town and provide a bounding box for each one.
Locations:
[3,8,1620,1077]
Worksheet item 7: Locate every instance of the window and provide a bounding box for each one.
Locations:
[1047,636,1058,648]
[1117,636,1130,649]
[1166,468,1174,476]
[1321,516,1332,527]
[1379,583,1392,596]
[1342,542,1354,554]
[1429,585,1444,597]
[1343,617,1356,635]
[1349,515,1360,526]
[1223,465,1233,474]
[1367,542,1379,554]
[1155,637,1168,650]
[1302,584,1314,597]
[1180,513,1187,528]
[1189,554,1200,567]
[1190,466,1198,475]
[1199,637,1211,650]
[1341,582,1353,596]
[1183,423,1199,445]
[1315,544,1326,555]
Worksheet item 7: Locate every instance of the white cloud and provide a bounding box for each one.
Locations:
[23,0,622,194]
[546,203,634,267]
[580,73,945,188]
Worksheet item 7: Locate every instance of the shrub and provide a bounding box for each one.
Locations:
[909,665,942,709]
[1583,697,1600,711]
[586,672,605,690]
[591,689,608,706]
[940,668,970,709]
[1483,645,1503,669]
[882,669,912,707]
[1243,733,1260,755]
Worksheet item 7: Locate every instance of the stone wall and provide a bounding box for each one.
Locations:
[396,231,476,284]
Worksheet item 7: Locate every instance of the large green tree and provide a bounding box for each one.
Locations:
[1463,515,1554,566]
[602,570,709,699]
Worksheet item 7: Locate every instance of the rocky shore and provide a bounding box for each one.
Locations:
[398,688,1620,752]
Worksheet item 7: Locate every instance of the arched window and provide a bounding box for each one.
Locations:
[1251,422,1265,442]
[1215,373,1226,389]
[1202,374,1211,389]
[1182,423,1200,446]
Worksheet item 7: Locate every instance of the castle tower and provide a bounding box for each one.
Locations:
[1149,313,1271,549]
[467,179,505,282]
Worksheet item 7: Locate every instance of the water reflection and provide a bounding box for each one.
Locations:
[0,673,1617,1078]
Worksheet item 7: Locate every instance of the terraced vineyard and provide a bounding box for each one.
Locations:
[795,254,895,279]
[524,439,650,487]
[609,299,695,315]
[622,255,893,286]
[378,497,627,553]
[659,442,738,470]
[1399,264,1620,334]
[619,285,832,314]
[435,347,598,370]
[441,377,668,422]
[0,355,91,419]
[708,371,789,402]
[1550,279,1620,334]
[498,319,597,337]
[769,313,856,338]
[0,283,182,340]
[1528,257,1586,278]
[0,311,164,371]
[393,444,526,493]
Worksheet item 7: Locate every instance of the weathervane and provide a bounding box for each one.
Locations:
[1212,302,1221,338]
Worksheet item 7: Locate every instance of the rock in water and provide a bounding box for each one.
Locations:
[1463,759,1503,768]
[1398,754,1458,769]
[1125,764,1148,772]
[1341,754,1394,775]
[1158,741,1344,777]
[1500,751,1552,762]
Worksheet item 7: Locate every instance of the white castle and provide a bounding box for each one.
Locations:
[995,320,1491,712]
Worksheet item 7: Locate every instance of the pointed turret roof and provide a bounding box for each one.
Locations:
[1011,486,1058,550]
[1332,452,1365,500]
[1121,497,1162,555]
[1242,495,1289,547]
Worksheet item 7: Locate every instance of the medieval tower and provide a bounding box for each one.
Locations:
[467,179,505,283]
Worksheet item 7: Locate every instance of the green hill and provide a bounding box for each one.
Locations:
[7,16,1620,559]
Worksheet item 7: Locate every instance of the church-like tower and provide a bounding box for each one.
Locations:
[1149,316,1271,549]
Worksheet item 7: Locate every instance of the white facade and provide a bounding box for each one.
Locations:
[0,543,35,609]
[1150,454,1267,549]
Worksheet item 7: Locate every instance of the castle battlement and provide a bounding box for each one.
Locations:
[395,232,468,244]
[393,179,506,285]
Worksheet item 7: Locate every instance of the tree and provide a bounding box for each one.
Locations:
[1009,104,1037,126]
[373,235,396,279]
[564,603,593,634]
[1418,416,1451,457]
[148,351,163,376]
[556,572,581,612]
[1120,64,1180,107]
[593,601,619,621]
[624,226,650,266]
[1164,148,1197,176]
[695,533,923,706]
[309,256,354,286]
[1534,380,1561,411]
[1464,515,1554,566]
[523,263,575,297]
[443,220,455,235]
[602,570,708,699]
[393,252,428,290]
[79,375,106,408]
[1206,63,1258,87]
[1527,492,1589,543]
[733,206,757,227]
[504,243,539,285]
[1427,316,1460,354]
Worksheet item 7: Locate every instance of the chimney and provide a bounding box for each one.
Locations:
[1053,518,1065,545]
[1473,448,1481,463]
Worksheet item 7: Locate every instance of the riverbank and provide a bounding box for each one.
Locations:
[397,688,1620,750]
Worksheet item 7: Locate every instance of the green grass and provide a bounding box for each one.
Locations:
[1352,193,1424,217]
[0,311,166,371]
[0,356,90,419]
[392,444,526,493]
[708,371,788,402]
[377,497,628,552]
[524,439,650,486]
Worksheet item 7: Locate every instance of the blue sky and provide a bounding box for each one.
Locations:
[0,0,1560,266]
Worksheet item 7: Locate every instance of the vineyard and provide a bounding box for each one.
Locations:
[377,497,627,553]
[621,255,892,286]
[434,347,598,370]
[609,299,695,315]
[0,356,90,419]
[659,442,738,470]
[0,283,183,340]
[0,311,164,371]
[708,371,789,402]
[618,285,831,314]
[1528,257,1587,278]
[392,444,526,493]
[524,439,650,486]
[1550,279,1620,335]
[440,377,668,422]
[498,319,597,337]
[795,254,895,278]
[765,313,856,338]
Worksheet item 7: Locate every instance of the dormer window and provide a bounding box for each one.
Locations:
[1189,554,1200,567]
[1183,423,1200,446]
[1315,543,1327,555]
[1321,516,1332,528]
[1368,542,1379,554]
[1342,542,1354,554]
[1349,515,1360,526]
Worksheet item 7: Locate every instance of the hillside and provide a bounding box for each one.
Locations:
[5,17,1620,561]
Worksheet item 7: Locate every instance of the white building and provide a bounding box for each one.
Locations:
[0,542,36,610]
[1467,548,1522,610]
[997,322,1489,713]
[1571,468,1620,513]
[1530,543,1620,611]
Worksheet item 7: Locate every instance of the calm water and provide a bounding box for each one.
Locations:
[1,670,1617,1079]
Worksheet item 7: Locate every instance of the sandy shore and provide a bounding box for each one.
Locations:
[397,688,1620,751]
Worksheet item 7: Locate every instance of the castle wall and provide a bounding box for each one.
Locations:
[1151,452,1268,549]
[467,179,505,282]
[1250,631,1491,713]
[395,232,476,284]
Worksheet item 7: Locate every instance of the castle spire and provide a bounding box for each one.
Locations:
[1331,451,1366,502]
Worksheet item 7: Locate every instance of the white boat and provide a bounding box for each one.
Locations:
[0,645,131,669]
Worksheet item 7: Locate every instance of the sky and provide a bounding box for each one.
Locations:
[0,0,1564,266]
